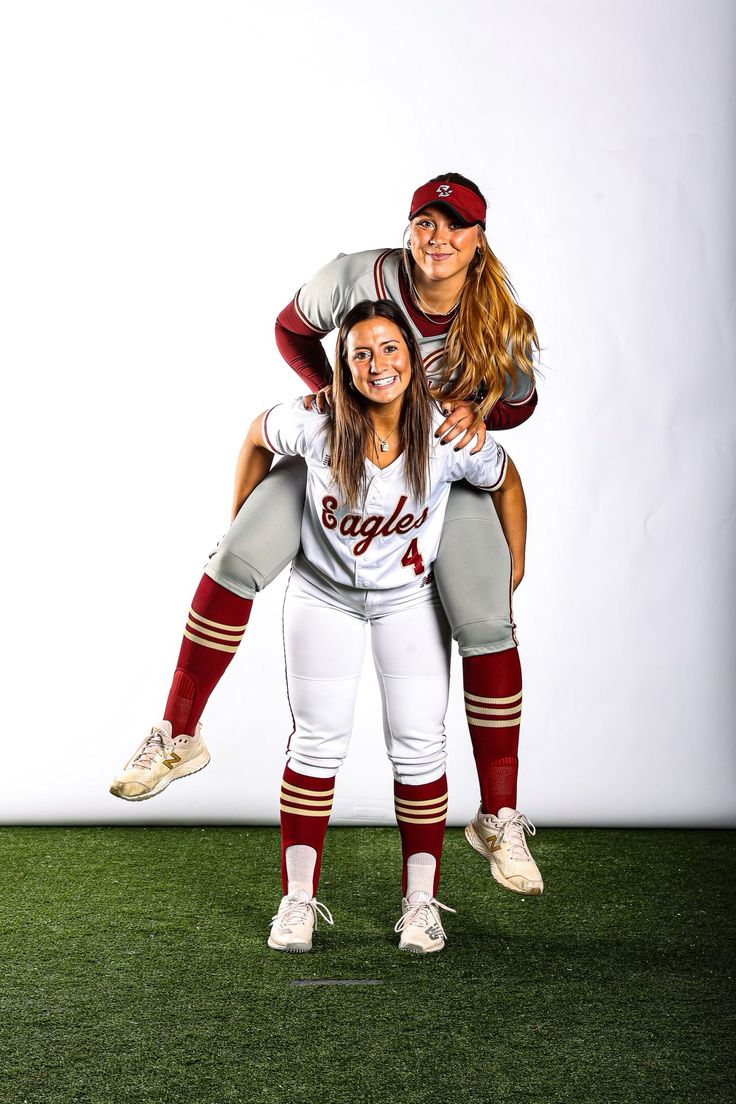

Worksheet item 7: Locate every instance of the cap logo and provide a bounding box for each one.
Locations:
[436,185,453,198]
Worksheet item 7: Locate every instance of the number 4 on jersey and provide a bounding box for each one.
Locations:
[401,538,425,576]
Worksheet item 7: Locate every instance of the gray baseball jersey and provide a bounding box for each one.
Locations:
[293,248,534,403]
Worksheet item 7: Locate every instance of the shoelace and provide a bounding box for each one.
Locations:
[272,897,334,930]
[394,897,456,940]
[500,811,536,862]
[131,729,170,769]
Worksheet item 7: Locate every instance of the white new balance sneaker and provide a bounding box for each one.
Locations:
[394,893,456,954]
[109,721,210,801]
[465,806,544,895]
[267,893,334,953]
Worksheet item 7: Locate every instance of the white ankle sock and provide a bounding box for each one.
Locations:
[406,852,436,904]
[285,844,317,899]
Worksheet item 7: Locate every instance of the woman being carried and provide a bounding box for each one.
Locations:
[236,300,526,953]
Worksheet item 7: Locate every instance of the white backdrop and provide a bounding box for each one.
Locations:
[1,0,734,826]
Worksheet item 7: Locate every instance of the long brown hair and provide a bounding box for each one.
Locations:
[329,300,434,508]
[403,172,539,419]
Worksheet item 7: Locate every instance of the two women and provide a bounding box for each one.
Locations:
[111,172,543,901]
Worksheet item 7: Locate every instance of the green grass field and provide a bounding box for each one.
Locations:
[0,827,733,1104]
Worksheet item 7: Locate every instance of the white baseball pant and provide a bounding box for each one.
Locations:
[283,559,451,785]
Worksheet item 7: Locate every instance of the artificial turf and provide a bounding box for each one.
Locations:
[0,827,733,1104]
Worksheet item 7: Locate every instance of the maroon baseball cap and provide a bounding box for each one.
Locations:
[409,179,487,230]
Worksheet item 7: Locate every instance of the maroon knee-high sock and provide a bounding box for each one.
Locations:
[463,647,522,815]
[279,765,335,894]
[163,574,252,736]
[393,775,448,896]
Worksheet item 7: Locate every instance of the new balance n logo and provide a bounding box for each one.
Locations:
[163,751,182,770]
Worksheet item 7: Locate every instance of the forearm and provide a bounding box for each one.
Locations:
[490,460,527,586]
[275,301,331,392]
[232,424,275,521]
[485,385,538,431]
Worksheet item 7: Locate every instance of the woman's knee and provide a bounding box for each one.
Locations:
[390,755,447,786]
[205,456,306,596]
[287,742,345,778]
[454,617,517,657]
[386,728,447,785]
[205,544,261,599]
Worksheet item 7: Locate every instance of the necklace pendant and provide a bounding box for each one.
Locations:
[380,439,389,453]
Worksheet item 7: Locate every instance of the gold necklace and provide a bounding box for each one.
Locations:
[412,280,461,321]
[403,254,462,323]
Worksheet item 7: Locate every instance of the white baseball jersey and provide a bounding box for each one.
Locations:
[293,248,535,403]
[261,399,508,591]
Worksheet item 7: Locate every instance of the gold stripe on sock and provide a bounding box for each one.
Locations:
[463,716,521,728]
[280,803,332,817]
[465,704,522,717]
[395,812,447,825]
[464,690,522,706]
[183,630,240,653]
[189,608,249,632]
[282,779,335,798]
[397,803,450,821]
[186,619,245,643]
[279,792,334,808]
[392,794,449,808]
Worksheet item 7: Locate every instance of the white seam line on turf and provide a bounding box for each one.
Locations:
[292,979,384,987]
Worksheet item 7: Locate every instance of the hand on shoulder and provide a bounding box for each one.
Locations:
[303,385,332,413]
[435,399,486,454]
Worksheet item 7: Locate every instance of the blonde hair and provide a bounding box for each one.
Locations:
[330,300,434,508]
[403,174,539,419]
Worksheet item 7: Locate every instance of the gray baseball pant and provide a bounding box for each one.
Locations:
[205,457,516,657]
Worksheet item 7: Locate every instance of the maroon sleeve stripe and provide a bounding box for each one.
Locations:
[491,447,508,490]
[474,446,508,492]
[423,349,445,370]
[373,250,391,299]
[261,406,282,454]
[291,292,330,335]
[506,379,537,405]
[485,388,538,431]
